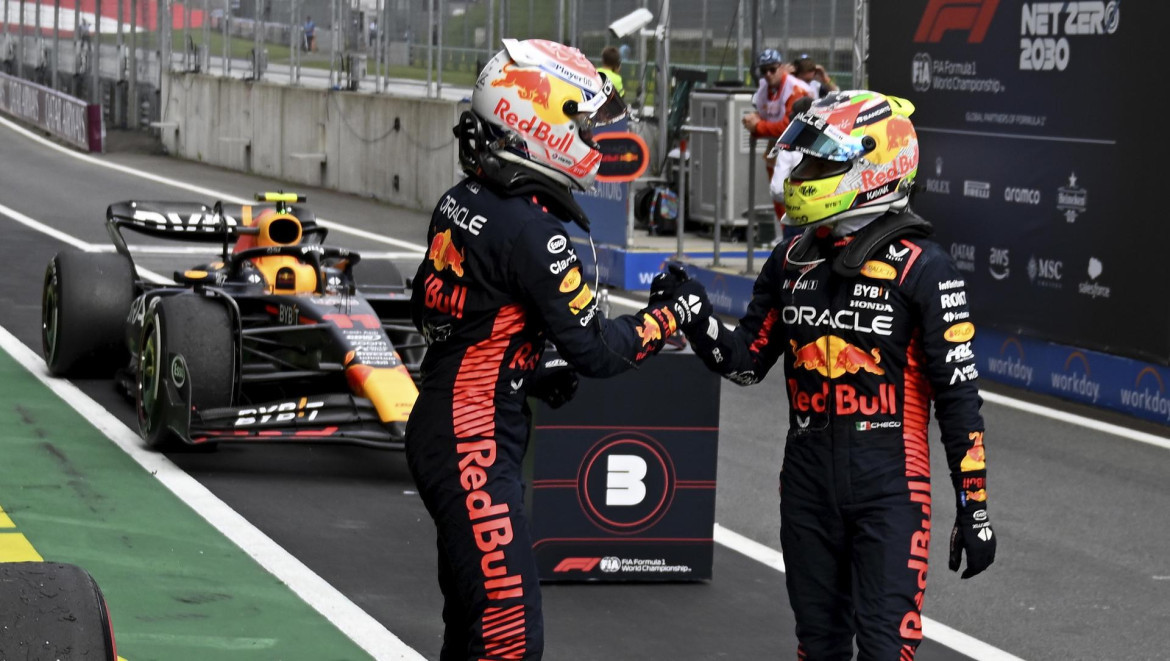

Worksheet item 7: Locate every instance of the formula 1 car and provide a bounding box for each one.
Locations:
[41,193,423,450]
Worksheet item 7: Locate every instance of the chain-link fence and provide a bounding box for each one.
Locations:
[2,0,858,126]
[384,0,858,91]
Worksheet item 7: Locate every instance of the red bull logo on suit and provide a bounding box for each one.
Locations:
[790,335,885,378]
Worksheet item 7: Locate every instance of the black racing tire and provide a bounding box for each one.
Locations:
[138,295,235,450]
[0,562,118,660]
[42,250,135,377]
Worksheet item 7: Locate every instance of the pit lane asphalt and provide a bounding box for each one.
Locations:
[2,120,1168,660]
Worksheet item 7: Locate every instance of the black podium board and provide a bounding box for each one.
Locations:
[527,347,721,582]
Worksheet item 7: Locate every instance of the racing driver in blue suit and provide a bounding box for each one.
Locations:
[406,39,687,661]
[652,90,998,660]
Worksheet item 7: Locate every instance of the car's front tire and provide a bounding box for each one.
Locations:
[137,295,235,450]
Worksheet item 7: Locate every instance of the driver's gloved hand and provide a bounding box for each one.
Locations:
[949,468,996,579]
[528,356,579,409]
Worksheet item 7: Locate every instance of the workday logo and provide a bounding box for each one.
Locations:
[1049,351,1100,403]
[985,336,1033,385]
[1120,368,1170,422]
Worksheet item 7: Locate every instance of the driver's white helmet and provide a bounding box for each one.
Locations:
[471,38,626,191]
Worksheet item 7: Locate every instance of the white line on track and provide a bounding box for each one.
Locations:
[0,325,425,661]
[0,118,1041,660]
[714,524,1027,661]
[0,115,427,254]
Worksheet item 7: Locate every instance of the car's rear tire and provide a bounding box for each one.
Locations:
[42,250,135,376]
[0,562,118,660]
[138,295,235,450]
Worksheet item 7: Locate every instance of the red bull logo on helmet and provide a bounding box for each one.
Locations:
[790,335,885,378]
[492,63,552,107]
[886,117,915,149]
[861,147,918,187]
[494,99,577,153]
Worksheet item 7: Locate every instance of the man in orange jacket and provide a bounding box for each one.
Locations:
[742,49,812,231]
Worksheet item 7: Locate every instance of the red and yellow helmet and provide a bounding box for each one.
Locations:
[778,90,919,227]
[471,38,627,191]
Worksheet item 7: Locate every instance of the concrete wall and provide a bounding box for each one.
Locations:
[159,72,464,211]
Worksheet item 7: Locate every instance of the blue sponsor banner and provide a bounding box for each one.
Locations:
[663,264,1170,427]
[975,328,1170,426]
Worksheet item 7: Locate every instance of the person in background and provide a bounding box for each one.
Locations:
[597,45,625,98]
[767,95,813,245]
[408,38,687,661]
[303,15,316,52]
[653,90,997,660]
[742,48,812,232]
[78,17,92,47]
[793,55,838,99]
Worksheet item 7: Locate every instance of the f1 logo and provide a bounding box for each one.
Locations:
[914,0,1000,43]
[606,455,647,506]
[553,557,601,573]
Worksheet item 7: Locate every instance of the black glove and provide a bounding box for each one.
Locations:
[528,356,579,409]
[648,265,712,333]
[648,264,691,306]
[669,279,712,333]
[949,470,996,579]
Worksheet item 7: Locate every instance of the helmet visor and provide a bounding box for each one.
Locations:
[572,75,627,148]
[777,114,869,162]
[790,155,852,180]
[579,73,627,127]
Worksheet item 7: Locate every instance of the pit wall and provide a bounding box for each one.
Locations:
[158,72,464,210]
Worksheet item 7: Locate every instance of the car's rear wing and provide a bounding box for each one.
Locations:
[106,200,326,264]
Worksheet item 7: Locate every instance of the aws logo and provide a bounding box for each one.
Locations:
[914,0,1000,43]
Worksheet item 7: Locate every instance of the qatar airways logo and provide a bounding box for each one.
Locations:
[494,99,576,151]
[860,149,918,190]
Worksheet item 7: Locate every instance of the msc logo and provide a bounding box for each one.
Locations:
[914,0,1001,43]
[578,433,675,534]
